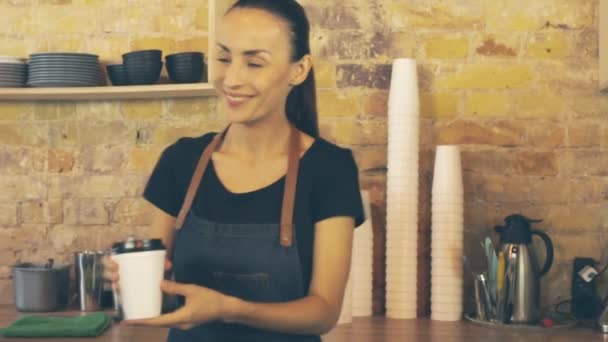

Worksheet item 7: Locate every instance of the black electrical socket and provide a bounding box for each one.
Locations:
[571,257,602,319]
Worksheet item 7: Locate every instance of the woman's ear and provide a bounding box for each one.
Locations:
[289,54,312,86]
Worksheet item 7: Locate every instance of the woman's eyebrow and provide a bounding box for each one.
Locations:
[217,43,271,57]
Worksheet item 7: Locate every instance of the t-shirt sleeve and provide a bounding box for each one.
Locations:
[311,148,365,227]
[143,144,181,217]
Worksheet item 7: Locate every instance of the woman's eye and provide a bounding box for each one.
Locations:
[217,58,230,63]
[248,63,263,68]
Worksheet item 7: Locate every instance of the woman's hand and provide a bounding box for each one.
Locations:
[122,280,234,330]
[102,256,173,292]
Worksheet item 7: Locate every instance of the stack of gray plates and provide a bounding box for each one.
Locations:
[0,56,27,87]
[27,52,100,87]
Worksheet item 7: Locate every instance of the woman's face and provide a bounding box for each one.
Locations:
[213,8,307,126]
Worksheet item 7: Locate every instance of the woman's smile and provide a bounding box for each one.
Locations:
[223,90,254,109]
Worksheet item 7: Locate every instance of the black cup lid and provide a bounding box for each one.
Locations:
[112,237,165,254]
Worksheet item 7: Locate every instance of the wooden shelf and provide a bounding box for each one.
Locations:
[0,83,216,101]
[601,0,607,91]
[0,0,234,101]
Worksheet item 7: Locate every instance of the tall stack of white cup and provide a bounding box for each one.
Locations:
[430,145,464,321]
[338,266,353,324]
[385,58,420,319]
[352,190,374,317]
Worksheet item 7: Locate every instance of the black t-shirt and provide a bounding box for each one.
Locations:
[143,132,365,293]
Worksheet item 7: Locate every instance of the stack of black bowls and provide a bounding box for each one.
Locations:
[166,52,206,83]
[122,50,163,85]
[106,64,129,86]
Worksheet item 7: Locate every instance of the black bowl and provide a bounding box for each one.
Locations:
[106,64,129,86]
[167,63,206,83]
[122,49,162,60]
[166,52,204,61]
[124,59,163,67]
[125,62,163,85]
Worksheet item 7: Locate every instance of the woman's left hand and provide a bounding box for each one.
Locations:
[123,280,231,330]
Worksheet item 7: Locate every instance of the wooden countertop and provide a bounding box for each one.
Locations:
[1,306,607,341]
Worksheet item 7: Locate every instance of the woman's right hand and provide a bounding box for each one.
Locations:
[103,256,173,291]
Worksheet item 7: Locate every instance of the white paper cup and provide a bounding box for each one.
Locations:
[432,210,464,218]
[431,301,463,312]
[386,302,418,309]
[112,249,166,320]
[432,211,464,220]
[432,215,464,223]
[431,221,464,231]
[386,228,418,236]
[430,262,463,273]
[386,293,418,301]
[386,273,418,282]
[386,277,417,285]
[388,58,419,112]
[386,254,418,262]
[431,283,463,294]
[388,135,419,144]
[431,293,464,303]
[432,145,463,194]
[431,275,464,285]
[386,238,418,246]
[431,202,464,211]
[431,266,464,276]
[431,246,464,257]
[388,124,419,133]
[388,122,419,131]
[431,312,463,322]
[388,110,419,120]
[431,239,463,249]
[386,292,417,300]
[385,205,419,214]
[387,178,420,188]
[387,135,419,144]
[386,264,418,273]
[386,260,418,275]
[386,285,417,294]
[431,230,463,239]
[386,226,418,234]
[386,214,418,223]
[386,308,417,319]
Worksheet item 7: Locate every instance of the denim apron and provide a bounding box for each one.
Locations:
[167,125,321,342]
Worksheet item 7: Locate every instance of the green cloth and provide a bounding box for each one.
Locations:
[0,312,111,338]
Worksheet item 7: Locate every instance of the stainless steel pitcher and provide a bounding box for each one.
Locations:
[75,251,105,311]
[494,214,554,324]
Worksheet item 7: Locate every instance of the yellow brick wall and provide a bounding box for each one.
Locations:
[0,0,604,317]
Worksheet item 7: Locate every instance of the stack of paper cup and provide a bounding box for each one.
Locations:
[430,145,464,321]
[385,58,420,319]
[338,268,353,324]
[352,190,374,317]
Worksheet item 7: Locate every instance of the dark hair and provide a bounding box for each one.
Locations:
[227,0,319,137]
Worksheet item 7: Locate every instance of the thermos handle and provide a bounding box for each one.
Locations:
[531,229,553,277]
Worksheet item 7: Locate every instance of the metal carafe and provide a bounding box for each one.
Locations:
[494,214,554,324]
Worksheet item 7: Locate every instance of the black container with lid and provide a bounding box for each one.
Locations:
[111,237,165,255]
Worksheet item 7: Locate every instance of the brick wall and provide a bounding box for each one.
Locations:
[0,0,604,317]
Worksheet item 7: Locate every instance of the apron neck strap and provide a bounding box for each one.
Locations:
[175,124,301,247]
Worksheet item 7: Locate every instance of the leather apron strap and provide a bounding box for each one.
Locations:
[175,125,301,247]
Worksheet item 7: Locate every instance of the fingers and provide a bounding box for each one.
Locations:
[123,308,192,328]
[102,256,119,283]
[160,280,192,296]
[164,259,173,271]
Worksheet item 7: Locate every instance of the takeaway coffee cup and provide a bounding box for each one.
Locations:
[111,237,166,320]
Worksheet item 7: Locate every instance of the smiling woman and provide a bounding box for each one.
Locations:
[213,1,319,137]
[103,1,365,341]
